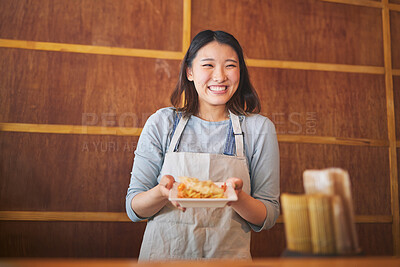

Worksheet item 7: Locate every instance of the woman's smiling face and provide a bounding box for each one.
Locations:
[187,41,240,114]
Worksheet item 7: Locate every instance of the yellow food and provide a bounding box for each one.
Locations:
[177,177,226,198]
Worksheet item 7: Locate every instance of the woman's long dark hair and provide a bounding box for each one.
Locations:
[170,30,261,116]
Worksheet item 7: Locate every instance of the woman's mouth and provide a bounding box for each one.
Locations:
[208,85,227,92]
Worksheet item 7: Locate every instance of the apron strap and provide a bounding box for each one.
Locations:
[168,113,189,152]
[229,111,244,157]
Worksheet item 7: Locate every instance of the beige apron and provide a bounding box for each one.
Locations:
[138,112,252,261]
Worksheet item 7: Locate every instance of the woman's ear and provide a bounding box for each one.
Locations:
[186,67,193,81]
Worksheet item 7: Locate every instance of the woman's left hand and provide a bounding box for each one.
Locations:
[225,177,243,205]
[225,177,267,226]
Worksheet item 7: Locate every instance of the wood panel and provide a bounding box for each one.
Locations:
[279,143,391,215]
[0,221,391,258]
[249,68,387,140]
[395,77,400,140]
[191,0,383,66]
[0,222,392,258]
[0,0,398,259]
[0,0,183,51]
[0,132,137,212]
[0,39,185,60]
[383,2,400,255]
[251,224,285,257]
[0,48,179,127]
[0,221,146,258]
[322,0,382,5]
[391,11,400,69]
[356,223,393,255]
[251,223,394,257]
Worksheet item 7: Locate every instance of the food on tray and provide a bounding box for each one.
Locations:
[177,177,227,199]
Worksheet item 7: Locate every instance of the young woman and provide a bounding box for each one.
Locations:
[126,30,280,261]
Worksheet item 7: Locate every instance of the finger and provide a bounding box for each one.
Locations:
[163,175,175,189]
[226,177,242,190]
[171,201,186,212]
[177,205,186,212]
[160,175,175,189]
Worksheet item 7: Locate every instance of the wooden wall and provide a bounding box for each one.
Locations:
[0,0,399,258]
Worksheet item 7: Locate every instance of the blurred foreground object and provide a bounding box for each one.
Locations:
[281,194,312,253]
[282,168,361,256]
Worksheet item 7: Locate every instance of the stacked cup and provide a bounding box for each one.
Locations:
[281,168,360,256]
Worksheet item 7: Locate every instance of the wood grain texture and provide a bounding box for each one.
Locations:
[320,0,382,8]
[0,221,146,258]
[0,0,398,259]
[279,143,391,215]
[0,219,394,258]
[249,68,387,139]
[247,58,384,74]
[0,0,183,51]
[0,39,185,59]
[383,2,400,255]
[0,211,131,222]
[0,132,138,212]
[251,223,394,257]
[0,212,392,224]
[278,135,388,147]
[251,224,285,257]
[0,48,179,127]
[0,123,142,136]
[0,223,389,258]
[191,0,383,66]
[391,11,400,69]
[356,223,394,255]
[182,0,191,52]
[389,4,400,12]
[0,123,389,147]
[395,77,400,139]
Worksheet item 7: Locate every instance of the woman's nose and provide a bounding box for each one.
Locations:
[212,67,227,82]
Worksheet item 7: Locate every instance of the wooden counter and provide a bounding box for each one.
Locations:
[1,257,400,267]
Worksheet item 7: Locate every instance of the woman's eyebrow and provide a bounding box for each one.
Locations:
[200,58,238,63]
[200,58,215,61]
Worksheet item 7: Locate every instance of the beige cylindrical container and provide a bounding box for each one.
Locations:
[307,194,336,254]
[281,193,312,253]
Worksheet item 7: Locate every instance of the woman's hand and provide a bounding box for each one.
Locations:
[226,177,243,192]
[158,175,186,212]
[225,177,267,226]
[226,177,243,204]
[131,175,178,219]
[158,175,175,198]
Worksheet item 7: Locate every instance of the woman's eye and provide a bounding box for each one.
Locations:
[226,64,237,68]
[202,64,213,67]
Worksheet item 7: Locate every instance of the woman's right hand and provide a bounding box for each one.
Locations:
[158,175,175,198]
[159,175,186,212]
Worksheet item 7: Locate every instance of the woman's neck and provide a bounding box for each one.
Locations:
[196,106,229,122]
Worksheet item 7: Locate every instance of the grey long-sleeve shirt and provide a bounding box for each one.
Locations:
[126,107,280,231]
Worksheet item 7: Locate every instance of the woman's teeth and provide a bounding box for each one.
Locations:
[209,86,227,91]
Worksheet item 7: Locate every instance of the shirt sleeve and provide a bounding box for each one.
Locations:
[125,108,174,222]
[244,115,280,232]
